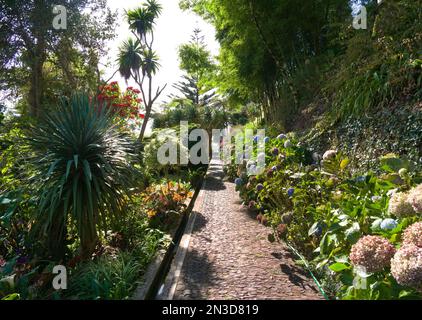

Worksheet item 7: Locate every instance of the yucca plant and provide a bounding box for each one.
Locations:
[28,94,136,260]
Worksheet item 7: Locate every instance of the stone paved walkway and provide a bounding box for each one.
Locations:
[160,159,322,300]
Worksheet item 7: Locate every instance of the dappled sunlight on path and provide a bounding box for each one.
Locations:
[160,159,322,300]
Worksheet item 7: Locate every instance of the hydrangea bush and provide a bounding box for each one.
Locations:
[229,132,422,300]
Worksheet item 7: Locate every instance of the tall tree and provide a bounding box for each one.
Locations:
[118,0,167,141]
[179,0,352,126]
[171,28,217,107]
[0,0,117,117]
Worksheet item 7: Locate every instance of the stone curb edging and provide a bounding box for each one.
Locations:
[160,178,207,300]
[157,161,223,300]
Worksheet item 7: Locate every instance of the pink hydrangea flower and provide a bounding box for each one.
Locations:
[349,235,396,273]
[388,191,415,218]
[402,222,422,248]
[407,184,422,214]
[391,244,422,292]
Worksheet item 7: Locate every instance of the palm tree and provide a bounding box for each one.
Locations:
[118,0,166,142]
[117,39,143,81]
[126,0,162,40]
[141,49,160,77]
[28,94,136,260]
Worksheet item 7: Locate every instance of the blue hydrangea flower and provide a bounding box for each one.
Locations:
[264,137,270,143]
[271,166,278,172]
[272,147,279,156]
[248,165,257,175]
[256,184,264,192]
[253,136,259,143]
[312,225,323,237]
[287,188,295,197]
[235,178,243,186]
[380,218,398,230]
[246,160,256,168]
[17,256,29,264]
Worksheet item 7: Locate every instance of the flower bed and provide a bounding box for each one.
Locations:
[230,133,422,300]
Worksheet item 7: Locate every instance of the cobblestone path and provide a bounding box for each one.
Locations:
[160,159,322,300]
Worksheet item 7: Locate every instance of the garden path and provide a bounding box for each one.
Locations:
[159,159,322,300]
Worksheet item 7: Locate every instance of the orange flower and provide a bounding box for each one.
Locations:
[147,210,156,218]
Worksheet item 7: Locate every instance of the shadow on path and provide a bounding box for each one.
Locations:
[175,248,221,300]
[201,176,226,191]
[191,211,209,235]
[280,264,319,293]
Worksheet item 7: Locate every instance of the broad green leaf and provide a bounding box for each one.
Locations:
[1,293,20,300]
[329,262,350,272]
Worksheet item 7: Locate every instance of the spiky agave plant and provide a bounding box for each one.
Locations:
[28,94,136,260]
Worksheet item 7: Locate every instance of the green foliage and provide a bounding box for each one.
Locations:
[118,39,144,81]
[0,120,33,192]
[303,103,422,173]
[143,128,189,175]
[27,94,138,260]
[0,0,117,117]
[180,0,351,124]
[65,221,168,301]
[127,0,163,38]
[66,252,145,300]
[231,132,422,300]
[0,118,36,261]
[181,0,421,131]
[178,28,215,78]
[0,105,4,125]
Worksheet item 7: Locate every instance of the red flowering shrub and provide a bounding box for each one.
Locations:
[98,82,145,124]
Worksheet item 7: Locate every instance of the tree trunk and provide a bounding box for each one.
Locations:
[138,74,154,141]
[138,103,152,141]
[80,208,99,259]
[47,210,67,262]
[80,228,98,260]
[28,34,46,118]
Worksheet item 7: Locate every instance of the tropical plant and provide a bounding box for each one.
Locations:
[66,252,143,300]
[117,39,144,81]
[118,0,167,141]
[141,180,193,230]
[27,94,137,260]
